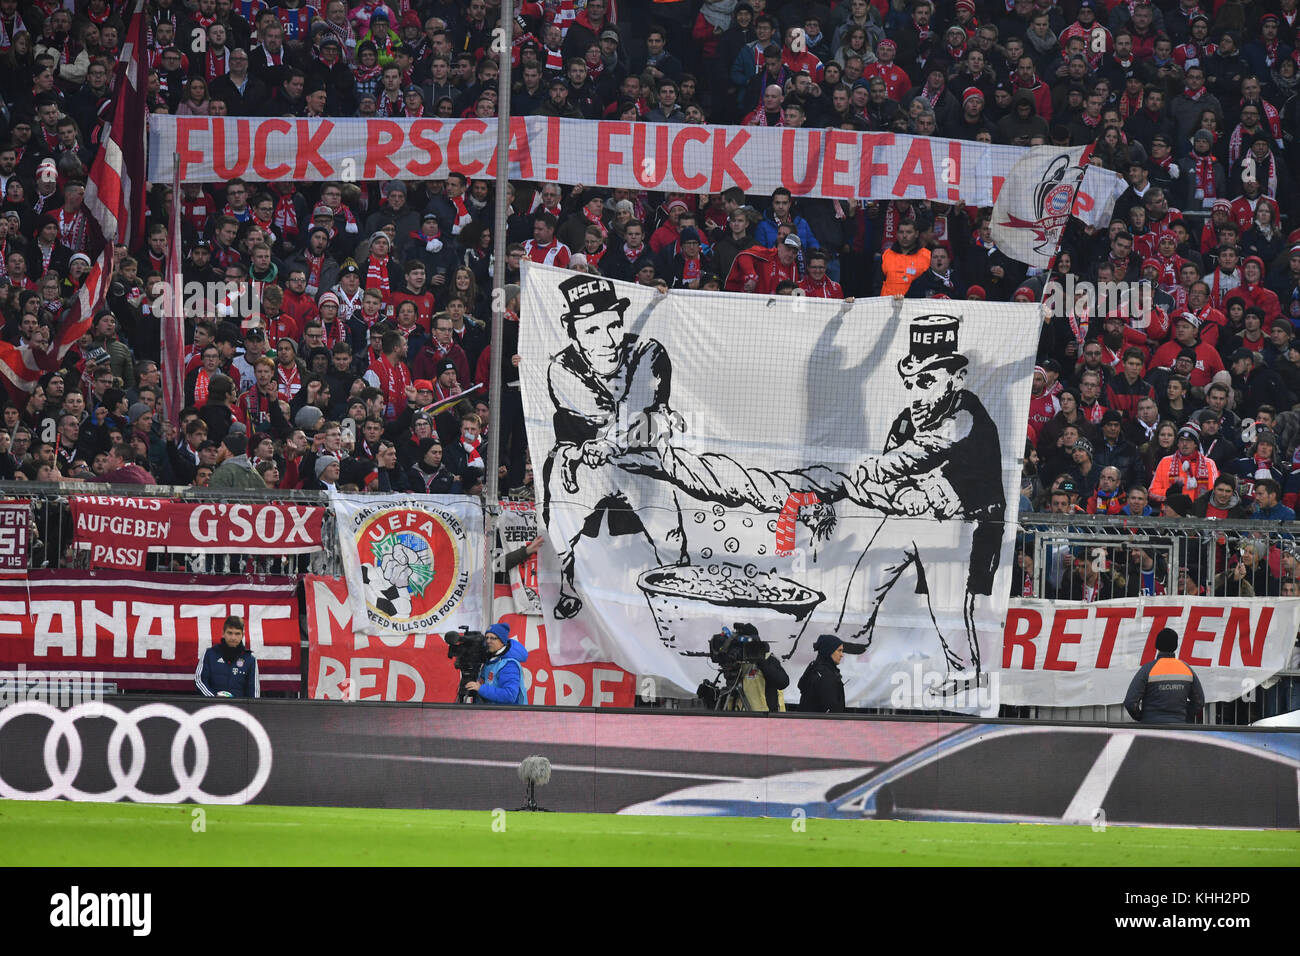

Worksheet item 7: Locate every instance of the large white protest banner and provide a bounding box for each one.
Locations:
[148,116,1123,229]
[331,493,485,637]
[520,264,1039,705]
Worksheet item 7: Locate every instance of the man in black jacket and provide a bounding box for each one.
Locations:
[798,634,866,712]
[1124,627,1204,723]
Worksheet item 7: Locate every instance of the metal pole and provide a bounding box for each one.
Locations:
[482,3,514,628]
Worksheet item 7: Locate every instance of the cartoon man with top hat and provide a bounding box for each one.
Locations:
[603,313,1005,687]
[846,313,1006,688]
[541,273,686,619]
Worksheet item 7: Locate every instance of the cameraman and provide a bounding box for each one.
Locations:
[465,622,530,705]
[731,647,790,712]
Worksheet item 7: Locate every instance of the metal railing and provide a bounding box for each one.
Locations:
[0,481,341,577]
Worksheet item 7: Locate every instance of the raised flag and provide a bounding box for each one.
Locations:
[990,146,1117,268]
[0,0,147,394]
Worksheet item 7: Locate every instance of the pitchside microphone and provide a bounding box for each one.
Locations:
[516,755,552,812]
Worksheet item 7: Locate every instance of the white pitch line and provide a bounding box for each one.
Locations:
[1063,732,1135,824]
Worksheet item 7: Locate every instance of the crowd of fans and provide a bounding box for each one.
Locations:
[0,0,1297,563]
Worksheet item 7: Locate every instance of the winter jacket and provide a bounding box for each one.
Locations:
[209,454,268,490]
[196,643,260,698]
[1124,652,1203,723]
[797,656,845,713]
[476,637,529,704]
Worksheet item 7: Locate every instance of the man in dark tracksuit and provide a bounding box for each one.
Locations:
[1124,628,1204,723]
[798,634,866,712]
[196,616,260,698]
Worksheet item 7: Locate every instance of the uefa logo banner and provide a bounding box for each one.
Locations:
[331,493,485,636]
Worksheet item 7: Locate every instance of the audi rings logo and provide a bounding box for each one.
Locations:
[0,701,272,804]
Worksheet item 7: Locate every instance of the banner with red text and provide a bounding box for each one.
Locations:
[0,571,300,690]
[306,576,635,706]
[69,496,326,569]
[0,502,30,573]
[149,116,1123,228]
[998,598,1300,707]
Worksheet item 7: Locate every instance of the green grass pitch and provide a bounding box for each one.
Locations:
[2,801,1298,866]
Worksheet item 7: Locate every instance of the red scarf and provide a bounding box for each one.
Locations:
[450,193,473,234]
[376,87,402,115]
[353,61,382,84]
[1167,451,1213,491]
[321,315,347,347]
[544,45,564,71]
[303,251,325,293]
[194,367,212,405]
[1193,154,1217,198]
[582,206,607,240]
[276,362,301,400]
[57,207,87,252]
[372,354,410,418]
[252,213,276,244]
[273,194,299,243]
[205,47,229,82]
[365,255,390,293]
[461,432,483,469]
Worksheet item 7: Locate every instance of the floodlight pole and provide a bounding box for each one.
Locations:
[482,3,514,629]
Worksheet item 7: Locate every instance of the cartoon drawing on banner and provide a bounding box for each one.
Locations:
[541,286,1004,690]
[352,505,469,631]
[540,274,686,620]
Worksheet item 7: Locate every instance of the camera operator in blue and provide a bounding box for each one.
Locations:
[466,622,530,705]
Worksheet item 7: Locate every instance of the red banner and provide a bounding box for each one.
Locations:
[69,496,325,569]
[0,571,300,690]
[305,576,636,706]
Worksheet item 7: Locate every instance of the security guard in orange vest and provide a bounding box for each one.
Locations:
[879,221,931,297]
[1123,628,1205,723]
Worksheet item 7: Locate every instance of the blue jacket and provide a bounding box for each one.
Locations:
[1254,503,1296,521]
[476,638,529,705]
[196,644,260,698]
[754,213,819,252]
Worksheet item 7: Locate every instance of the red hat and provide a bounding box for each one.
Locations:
[956,0,976,12]
[878,39,897,50]
[1156,230,1177,244]
[413,379,434,391]
[1013,285,1036,301]
[967,285,987,300]
[962,86,984,104]
[1141,257,1162,272]
[401,10,421,28]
